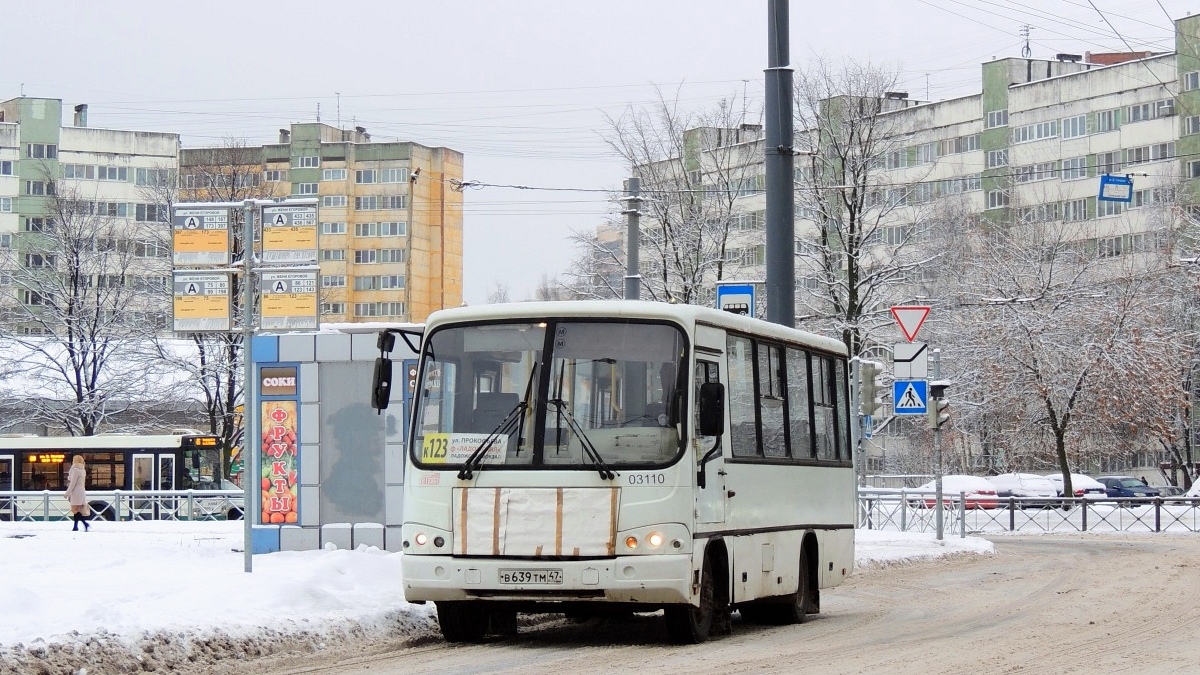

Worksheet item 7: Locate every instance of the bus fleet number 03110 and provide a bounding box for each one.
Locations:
[626,473,666,485]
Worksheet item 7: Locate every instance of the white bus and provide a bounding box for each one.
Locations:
[374,301,856,644]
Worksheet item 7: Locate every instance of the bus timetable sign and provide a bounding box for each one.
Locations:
[172,206,231,266]
[172,270,233,332]
[261,203,318,264]
[259,270,319,330]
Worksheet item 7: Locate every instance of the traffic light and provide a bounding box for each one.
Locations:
[860,360,885,417]
[928,380,951,430]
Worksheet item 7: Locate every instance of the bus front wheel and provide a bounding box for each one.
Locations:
[436,601,489,643]
[665,556,715,644]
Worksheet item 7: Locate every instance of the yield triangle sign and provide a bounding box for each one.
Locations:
[891,305,930,342]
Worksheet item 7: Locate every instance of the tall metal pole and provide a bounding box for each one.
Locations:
[242,200,257,573]
[623,177,642,300]
[933,348,944,541]
[764,0,795,327]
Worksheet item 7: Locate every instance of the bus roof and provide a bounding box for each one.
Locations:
[0,434,207,450]
[425,301,848,356]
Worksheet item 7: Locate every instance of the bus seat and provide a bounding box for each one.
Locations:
[472,392,520,434]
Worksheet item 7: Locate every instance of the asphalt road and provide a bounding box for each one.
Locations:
[237,534,1200,675]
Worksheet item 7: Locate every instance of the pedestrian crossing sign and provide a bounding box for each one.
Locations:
[893,380,928,415]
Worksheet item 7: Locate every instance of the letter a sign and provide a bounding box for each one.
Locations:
[890,305,930,342]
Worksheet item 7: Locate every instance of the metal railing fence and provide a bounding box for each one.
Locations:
[0,490,244,522]
[858,489,1200,535]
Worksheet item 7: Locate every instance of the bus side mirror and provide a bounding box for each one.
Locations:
[371,357,393,412]
[698,382,724,436]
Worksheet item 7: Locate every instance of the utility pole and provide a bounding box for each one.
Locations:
[932,348,943,541]
[764,0,795,327]
[623,177,642,300]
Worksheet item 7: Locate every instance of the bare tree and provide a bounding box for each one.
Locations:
[144,139,279,478]
[1,165,179,435]
[595,88,765,306]
[485,282,511,304]
[792,58,942,356]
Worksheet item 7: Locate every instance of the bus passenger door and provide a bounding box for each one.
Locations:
[157,455,176,520]
[0,455,12,521]
[695,358,726,524]
[131,454,155,520]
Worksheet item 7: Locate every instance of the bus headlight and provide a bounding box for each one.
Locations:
[625,536,638,549]
[647,532,664,548]
[415,532,428,546]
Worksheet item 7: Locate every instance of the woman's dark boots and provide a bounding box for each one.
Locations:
[72,512,89,531]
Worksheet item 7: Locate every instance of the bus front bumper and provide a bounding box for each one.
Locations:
[401,553,694,605]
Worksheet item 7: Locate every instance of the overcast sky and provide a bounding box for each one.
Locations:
[4,1,1193,304]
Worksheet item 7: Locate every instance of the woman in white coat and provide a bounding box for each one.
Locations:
[65,455,90,531]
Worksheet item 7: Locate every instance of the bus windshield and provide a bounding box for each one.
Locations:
[412,319,688,470]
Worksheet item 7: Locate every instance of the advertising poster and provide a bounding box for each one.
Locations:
[260,399,299,524]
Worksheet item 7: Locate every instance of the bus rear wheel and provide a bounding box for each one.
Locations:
[665,556,715,644]
[436,601,489,643]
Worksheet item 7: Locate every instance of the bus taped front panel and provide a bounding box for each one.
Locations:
[455,487,618,557]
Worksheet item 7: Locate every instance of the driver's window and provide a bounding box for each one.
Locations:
[694,360,720,456]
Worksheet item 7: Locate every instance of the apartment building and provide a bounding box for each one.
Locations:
[0,97,180,331]
[180,123,463,324]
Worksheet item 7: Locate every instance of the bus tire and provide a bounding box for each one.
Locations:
[436,601,489,643]
[665,555,715,644]
[89,502,114,521]
[779,547,813,624]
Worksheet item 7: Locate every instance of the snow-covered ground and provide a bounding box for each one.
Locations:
[0,521,992,673]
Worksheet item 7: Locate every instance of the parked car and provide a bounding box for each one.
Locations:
[987,473,1059,507]
[912,475,999,509]
[190,478,245,520]
[1095,476,1159,504]
[1042,473,1108,500]
[1159,485,1185,498]
[1188,482,1200,499]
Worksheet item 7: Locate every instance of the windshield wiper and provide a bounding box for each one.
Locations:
[458,365,538,480]
[545,398,616,480]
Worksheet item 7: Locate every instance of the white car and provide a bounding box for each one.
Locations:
[911,475,999,509]
[987,473,1060,507]
[1043,473,1108,500]
[1187,482,1200,498]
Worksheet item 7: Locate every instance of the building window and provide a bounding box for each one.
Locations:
[321,168,346,181]
[1011,120,1058,144]
[355,196,378,210]
[135,203,164,222]
[321,195,347,208]
[354,222,379,237]
[1014,162,1055,183]
[379,221,406,236]
[25,253,57,268]
[731,211,765,231]
[23,290,51,306]
[1061,157,1086,180]
[0,197,11,212]
[355,170,377,184]
[1132,188,1165,208]
[985,150,1007,168]
[913,142,937,165]
[1186,116,1200,136]
[1096,151,1122,174]
[380,168,408,183]
[23,217,54,233]
[134,241,168,258]
[296,156,319,168]
[1126,142,1175,165]
[63,164,95,179]
[264,170,287,182]
[25,180,54,196]
[1061,115,1086,139]
[379,248,405,263]
[1095,109,1120,133]
[1189,161,1200,179]
[1097,199,1124,218]
[1062,199,1088,222]
[986,190,1009,210]
[354,275,403,291]
[884,150,907,170]
[26,143,58,159]
[354,302,404,318]
[321,249,346,261]
[381,195,407,209]
[354,250,378,264]
[985,109,1008,128]
[1126,99,1174,123]
[135,168,172,187]
[294,182,318,195]
[321,275,346,288]
[0,160,12,175]
[320,302,346,315]
[97,166,129,182]
[320,221,346,235]
[1017,203,1059,223]
[0,233,11,248]
[937,134,979,156]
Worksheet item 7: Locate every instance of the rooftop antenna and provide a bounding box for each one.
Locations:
[1020,24,1032,58]
[742,79,749,122]
[316,102,321,123]
[925,73,930,100]
[336,92,341,129]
